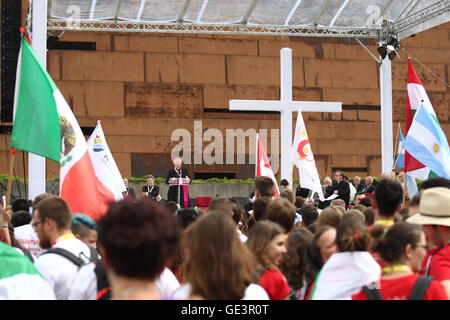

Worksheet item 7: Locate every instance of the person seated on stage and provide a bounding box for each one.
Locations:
[122,178,136,200]
[165,157,191,208]
[279,179,290,191]
[142,175,161,202]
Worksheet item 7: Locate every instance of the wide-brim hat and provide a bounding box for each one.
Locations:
[407,187,450,227]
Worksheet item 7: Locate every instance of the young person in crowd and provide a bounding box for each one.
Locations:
[71,214,98,249]
[33,197,93,300]
[279,228,315,300]
[407,187,450,299]
[96,199,180,300]
[353,222,447,300]
[246,221,290,300]
[173,212,268,300]
[311,215,380,299]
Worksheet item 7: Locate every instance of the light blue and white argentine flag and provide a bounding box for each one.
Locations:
[394,130,405,169]
[403,105,450,179]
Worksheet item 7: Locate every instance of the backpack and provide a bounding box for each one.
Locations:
[94,261,111,300]
[362,276,435,300]
[41,246,99,268]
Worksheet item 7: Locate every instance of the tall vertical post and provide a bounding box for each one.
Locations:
[380,57,394,174]
[280,48,293,187]
[29,0,48,200]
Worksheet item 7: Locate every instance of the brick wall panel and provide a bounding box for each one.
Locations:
[47,51,61,81]
[113,153,132,178]
[417,29,450,49]
[323,88,380,106]
[107,136,157,153]
[401,47,450,64]
[125,83,203,118]
[358,110,379,122]
[258,40,315,58]
[56,81,124,117]
[85,118,184,137]
[114,35,178,53]
[61,51,144,82]
[331,155,367,168]
[316,139,380,155]
[304,59,378,89]
[59,32,111,51]
[227,56,304,86]
[333,44,378,61]
[392,62,447,92]
[368,157,382,176]
[146,54,226,84]
[179,37,257,55]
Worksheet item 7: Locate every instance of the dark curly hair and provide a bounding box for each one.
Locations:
[98,199,180,280]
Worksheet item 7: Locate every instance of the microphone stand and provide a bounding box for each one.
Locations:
[177,168,182,208]
[51,170,56,195]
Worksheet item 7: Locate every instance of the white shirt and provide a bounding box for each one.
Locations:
[236,229,247,242]
[349,183,357,202]
[34,237,91,300]
[172,283,269,300]
[68,266,180,300]
[312,251,381,300]
[14,224,43,258]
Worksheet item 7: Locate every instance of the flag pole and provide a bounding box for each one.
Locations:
[6,148,16,207]
[392,123,400,170]
[393,122,400,167]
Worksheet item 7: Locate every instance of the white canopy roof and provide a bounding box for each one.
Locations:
[47,0,450,39]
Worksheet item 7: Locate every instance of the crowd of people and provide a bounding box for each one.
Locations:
[1,170,450,300]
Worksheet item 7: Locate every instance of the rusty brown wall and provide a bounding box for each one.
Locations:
[1,9,449,179]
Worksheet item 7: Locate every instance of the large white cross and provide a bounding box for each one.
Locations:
[229,48,342,187]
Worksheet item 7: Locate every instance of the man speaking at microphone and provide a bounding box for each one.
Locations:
[165,157,191,208]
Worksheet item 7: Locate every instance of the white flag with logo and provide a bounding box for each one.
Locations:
[291,111,324,201]
[87,121,126,200]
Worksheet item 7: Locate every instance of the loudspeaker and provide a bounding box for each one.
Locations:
[1,1,22,123]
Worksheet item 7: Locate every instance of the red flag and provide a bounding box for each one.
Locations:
[404,59,426,173]
[255,134,280,197]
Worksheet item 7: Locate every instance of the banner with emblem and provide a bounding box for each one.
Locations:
[290,111,324,201]
[87,121,127,201]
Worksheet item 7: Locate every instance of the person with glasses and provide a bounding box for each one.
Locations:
[407,187,450,299]
[32,196,93,300]
[14,193,54,259]
[353,222,447,300]
[330,170,350,208]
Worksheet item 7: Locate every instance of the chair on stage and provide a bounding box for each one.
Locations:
[194,196,212,210]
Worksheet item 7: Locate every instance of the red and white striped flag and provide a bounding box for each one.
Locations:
[405,58,437,196]
[255,134,280,197]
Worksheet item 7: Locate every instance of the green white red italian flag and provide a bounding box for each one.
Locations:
[10,36,114,221]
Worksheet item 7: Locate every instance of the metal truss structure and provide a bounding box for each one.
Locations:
[46,20,380,38]
[45,0,450,40]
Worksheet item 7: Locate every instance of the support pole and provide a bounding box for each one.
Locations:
[29,0,48,201]
[280,48,293,187]
[380,57,394,174]
[6,151,15,207]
